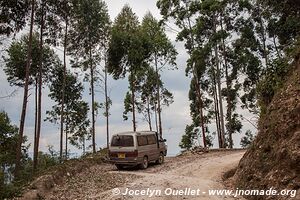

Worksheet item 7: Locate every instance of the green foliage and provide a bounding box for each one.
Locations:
[46,66,90,152]
[135,65,174,123]
[240,130,255,148]
[140,12,177,69]
[108,5,140,79]
[3,33,61,87]
[122,91,133,121]
[99,98,112,117]
[259,0,300,48]
[0,111,30,199]
[36,148,60,172]
[256,58,290,114]
[69,0,110,71]
[179,124,213,150]
[0,0,30,36]
[179,125,195,150]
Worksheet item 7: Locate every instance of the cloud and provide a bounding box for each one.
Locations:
[0,0,257,158]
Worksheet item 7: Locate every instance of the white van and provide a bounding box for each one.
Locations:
[108,131,167,169]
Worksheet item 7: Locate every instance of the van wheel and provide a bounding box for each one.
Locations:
[115,164,124,170]
[140,156,148,169]
[156,153,164,164]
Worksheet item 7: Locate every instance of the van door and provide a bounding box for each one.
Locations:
[137,135,148,161]
[146,134,160,161]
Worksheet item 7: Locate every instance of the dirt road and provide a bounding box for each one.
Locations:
[95,150,245,200]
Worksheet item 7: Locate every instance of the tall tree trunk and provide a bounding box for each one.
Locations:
[131,69,136,132]
[146,96,152,131]
[65,113,68,159]
[154,103,158,133]
[186,13,206,148]
[60,20,68,162]
[34,2,45,170]
[213,14,226,148]
[131,86,136,131]
[198,87,206,148]
[90,48,96,153]
[257,4,269,69]
[215,48,226,148]
[154,55,162,137]
[34,79,38,156]
[273,36,281,58]
[15,0,35,176]
[104,55,109,149]
[220,16,233,148]
[212,66,222,148]
[83,137,85,154]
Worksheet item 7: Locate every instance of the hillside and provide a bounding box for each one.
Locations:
[234,58,300,199]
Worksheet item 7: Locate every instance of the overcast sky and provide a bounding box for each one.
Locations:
[0,0,257,157]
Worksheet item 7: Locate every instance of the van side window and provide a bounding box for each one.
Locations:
[147,135,157,145]
[137,136,148,146]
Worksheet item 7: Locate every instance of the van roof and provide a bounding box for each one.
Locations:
[112,131,157,136]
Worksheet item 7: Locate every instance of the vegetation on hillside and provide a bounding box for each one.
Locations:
[157,0,300,150]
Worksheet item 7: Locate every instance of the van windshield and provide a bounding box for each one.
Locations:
[111,135,134,147]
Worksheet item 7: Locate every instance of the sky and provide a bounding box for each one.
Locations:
[0,0,257,157]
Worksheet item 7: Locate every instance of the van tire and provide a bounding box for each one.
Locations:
[156,153,164,164]
[140,156,148,169]
[115,164,124,170]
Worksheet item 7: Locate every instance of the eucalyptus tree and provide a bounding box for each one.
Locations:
[157,0,211,147]
[3,32,60,171]
[33,0,62,169]
[133,65,173,131]
[140,12,177,136]
[232,0,296,116]
[46,67,90,158]
[0,0,30,37]
[252,0,300,110]
[68,0,110,153]
[108,5,150,131]
[15,0,35,176]
[202,0,243,148]
[3,33,60,93]
[53,0,73,161]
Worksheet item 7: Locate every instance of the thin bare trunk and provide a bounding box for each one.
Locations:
[154,103,158,132]
[154,55,162,137]
[257,4,268,69]
[132,85,136,132]
[60,20,68,162]
[65,114,68,159]
[131,68,136,132]
[212,66,222,148]
[104,56,109,149]
[220,16,233,148]
[83,137,85,154]
[34,2,45,169]
[273,36,281,58]
[90,48,96,153]
[213,14,226,148]
[186,13,206,148]
[15,0,35,176]
[146,97,152,131]
[34,80,38,155]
